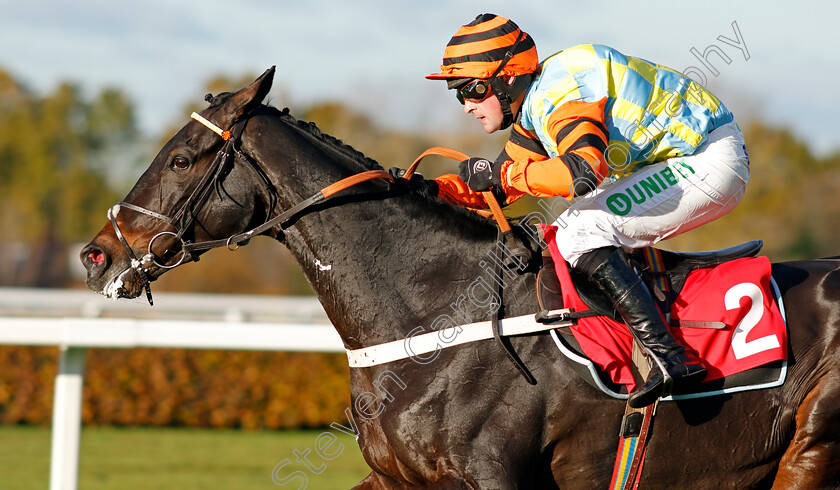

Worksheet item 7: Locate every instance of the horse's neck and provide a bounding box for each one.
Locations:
[286,194,500,349]
[256,116,506,348]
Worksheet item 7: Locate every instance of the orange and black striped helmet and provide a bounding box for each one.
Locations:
[426,14,538,83]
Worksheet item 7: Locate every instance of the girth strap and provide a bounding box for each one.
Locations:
[346,308,574,367]
[610,345,657,489]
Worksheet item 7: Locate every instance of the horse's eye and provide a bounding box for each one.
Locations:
[172,156,191,170]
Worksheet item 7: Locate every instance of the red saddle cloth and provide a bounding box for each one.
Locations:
[544,226,788,391]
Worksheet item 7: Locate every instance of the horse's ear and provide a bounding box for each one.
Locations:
[214,66,275,128]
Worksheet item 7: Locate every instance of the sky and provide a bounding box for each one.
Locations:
[2,1,839,156]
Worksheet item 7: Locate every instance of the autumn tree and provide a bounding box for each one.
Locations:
[0,69,137,286]
[661,120,840,260]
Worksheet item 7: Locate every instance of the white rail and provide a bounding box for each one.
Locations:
[0,288,342,490]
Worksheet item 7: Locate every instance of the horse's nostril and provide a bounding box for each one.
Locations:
[81,244,109,271]
[88,250,105,264]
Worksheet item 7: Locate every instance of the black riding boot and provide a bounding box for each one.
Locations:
[578,247,707,408]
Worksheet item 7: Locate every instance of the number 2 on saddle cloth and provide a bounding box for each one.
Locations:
[542,225,788,391]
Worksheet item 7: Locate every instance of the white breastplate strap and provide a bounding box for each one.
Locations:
[346,309,573,368]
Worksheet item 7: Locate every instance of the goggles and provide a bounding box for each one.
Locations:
[456,79,492,105]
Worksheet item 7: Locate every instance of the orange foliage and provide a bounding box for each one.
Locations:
[0,347,351,429]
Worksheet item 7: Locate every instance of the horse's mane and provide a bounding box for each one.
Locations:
[246,103,496,229]
[262,105,384,173]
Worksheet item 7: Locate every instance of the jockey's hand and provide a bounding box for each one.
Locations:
[458,157,500,192]
[388,167,438,196]
[458,157,507,205]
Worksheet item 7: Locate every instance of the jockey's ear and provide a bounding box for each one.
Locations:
[212,66,275,129]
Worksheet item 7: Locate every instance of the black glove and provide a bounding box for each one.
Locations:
[458,157,507,204]
[388,167,439,196]
[458,157,500,192]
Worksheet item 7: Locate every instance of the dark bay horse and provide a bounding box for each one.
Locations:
[80,68,840,488]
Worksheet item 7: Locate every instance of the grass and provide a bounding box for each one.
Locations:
[0,425,371,489]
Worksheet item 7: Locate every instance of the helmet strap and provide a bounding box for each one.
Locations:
[491,77,516,129]
[485,30,526,130]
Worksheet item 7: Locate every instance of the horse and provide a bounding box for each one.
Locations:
[80,67,840,489]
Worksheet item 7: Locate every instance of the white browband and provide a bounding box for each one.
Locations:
[191,112,230,140]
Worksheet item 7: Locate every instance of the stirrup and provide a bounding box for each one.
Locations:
[648,354,674,398]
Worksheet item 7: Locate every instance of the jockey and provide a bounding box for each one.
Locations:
[425,13,750,408]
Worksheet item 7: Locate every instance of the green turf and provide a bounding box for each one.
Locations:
[0,425,370,489]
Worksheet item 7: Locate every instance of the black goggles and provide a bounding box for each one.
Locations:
[455,79,492,105]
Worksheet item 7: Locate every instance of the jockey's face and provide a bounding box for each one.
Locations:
[464,93,505,134]
[462,79,523,134]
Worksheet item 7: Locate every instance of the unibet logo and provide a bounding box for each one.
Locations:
[605,160,695,216]
[473,159,490,172]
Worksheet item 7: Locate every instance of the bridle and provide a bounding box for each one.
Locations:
[107,111,403,305]
[107,110,521,305]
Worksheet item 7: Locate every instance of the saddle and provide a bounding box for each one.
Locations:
[537,240,765,323]
[534,238,789,399]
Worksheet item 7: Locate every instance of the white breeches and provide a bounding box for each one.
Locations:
[551,121,750,266]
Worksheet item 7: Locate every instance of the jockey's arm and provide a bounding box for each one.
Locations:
[499,97,610,201]
[432,97,610,207]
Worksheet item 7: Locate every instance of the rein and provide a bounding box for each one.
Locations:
[106,111,518,305]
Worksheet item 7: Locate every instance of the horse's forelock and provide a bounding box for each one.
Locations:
[204,92,235,108]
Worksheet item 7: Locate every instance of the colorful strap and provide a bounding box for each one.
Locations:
[609,403,654,490]
[642,247,668,295]
[609,342,657,489]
